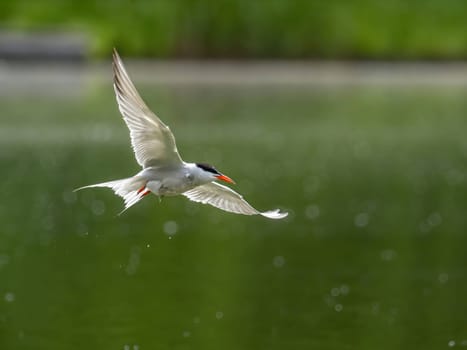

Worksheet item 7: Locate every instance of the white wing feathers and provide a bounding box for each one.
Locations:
[183,182,288,219]
[112,49,182,168]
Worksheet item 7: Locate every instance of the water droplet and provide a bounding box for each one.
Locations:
[4,292,15,303]
[420,212,443,233]
[340,284,349,295]
[334,304,343,312]
[215,311,224,320]
[182,331,191,338]
[125,246,141,276]
[76,222,88,236]
[330,288,340,297]
[381,249,397,261]
[438,273,449,284]
[448,340,456,347]
[91,200,106,216]
[146,244,150,248]
[273,256,285,268]
[305,204,320,220]
[354,212,369,228]
[163,221,178,236]
[427,212,442,227]
[371,302,380,314]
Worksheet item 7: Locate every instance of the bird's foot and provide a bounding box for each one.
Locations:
[137,184,151,197]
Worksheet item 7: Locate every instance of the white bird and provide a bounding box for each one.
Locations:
[76,49,288,219]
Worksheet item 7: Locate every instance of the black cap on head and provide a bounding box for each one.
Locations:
[196,163,220,175]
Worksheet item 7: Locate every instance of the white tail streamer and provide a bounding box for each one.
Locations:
[74,177,148,215]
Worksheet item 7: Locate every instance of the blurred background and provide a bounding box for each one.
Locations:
[1,0,467,59]
[1,1,467,349]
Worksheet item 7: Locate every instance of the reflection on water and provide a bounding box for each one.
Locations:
[1,81,467,349]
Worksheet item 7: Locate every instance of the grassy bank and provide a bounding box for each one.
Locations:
[1,0,467,58]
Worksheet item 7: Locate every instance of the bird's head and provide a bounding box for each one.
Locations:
[195,163,235,184]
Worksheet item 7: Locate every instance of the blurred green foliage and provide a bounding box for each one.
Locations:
[1,0,467,58]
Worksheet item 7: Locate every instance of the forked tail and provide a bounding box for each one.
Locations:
[74,176,150,215]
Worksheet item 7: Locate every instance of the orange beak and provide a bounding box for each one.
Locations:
[216,174,235,184]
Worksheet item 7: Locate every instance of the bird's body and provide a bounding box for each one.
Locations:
[134,162,217,196]
[76,49,287,219]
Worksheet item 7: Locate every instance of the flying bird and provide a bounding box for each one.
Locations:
[76,49,288,219]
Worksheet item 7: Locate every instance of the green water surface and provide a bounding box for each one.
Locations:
[1,81,467,349]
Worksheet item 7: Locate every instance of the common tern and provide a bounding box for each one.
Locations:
[76,49,288,219]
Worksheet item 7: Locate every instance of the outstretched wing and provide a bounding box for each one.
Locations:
[112,49,183,168]
[183,182,288,219]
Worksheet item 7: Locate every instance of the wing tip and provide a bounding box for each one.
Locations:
[73,185,92,192]
[112,48,121,73]
[112,48,126,81]
[112,47,120,60]
[260,209,288,220]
